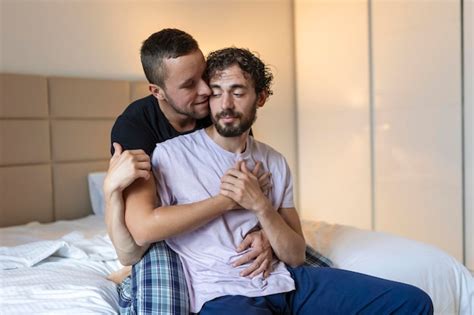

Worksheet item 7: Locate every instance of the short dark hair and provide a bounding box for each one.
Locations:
[205,47,273,96]
[140,28,199,86]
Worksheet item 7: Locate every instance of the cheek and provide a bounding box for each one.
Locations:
[172,90,193,104]
[209,98,220,110]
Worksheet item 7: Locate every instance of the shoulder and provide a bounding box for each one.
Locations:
[153,130,202,156]
[250,138,292,178]
[110,95,159,155]
[121,94,157,118]
[251,137,285,162]
[159,130,201,147]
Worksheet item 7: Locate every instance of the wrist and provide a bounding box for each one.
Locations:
[103,176,122,197]
[216,194,237,211]
[254,199,273,216]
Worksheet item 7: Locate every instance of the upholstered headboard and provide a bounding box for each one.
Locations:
[0,74,149,227]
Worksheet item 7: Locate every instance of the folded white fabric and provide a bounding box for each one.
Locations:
[0,232,117,269]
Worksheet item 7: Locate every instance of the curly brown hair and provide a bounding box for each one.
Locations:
[205,47,273,97]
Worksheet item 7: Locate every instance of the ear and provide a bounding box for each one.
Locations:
[256,91,267,109]
[149,84,166,101]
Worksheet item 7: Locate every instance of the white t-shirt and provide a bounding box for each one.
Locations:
[152,129,295,313]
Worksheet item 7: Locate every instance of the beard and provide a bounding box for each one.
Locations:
[163,91,208,120]
[212,104,257,137]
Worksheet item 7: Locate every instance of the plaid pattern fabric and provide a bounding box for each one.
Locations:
[304,245,333,268]
[118,241,189,315]
[117,243,332,314]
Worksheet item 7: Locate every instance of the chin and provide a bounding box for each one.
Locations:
[193,110,209,119]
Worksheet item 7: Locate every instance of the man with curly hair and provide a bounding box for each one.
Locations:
[123,47,434,315]
[104,29,332,314]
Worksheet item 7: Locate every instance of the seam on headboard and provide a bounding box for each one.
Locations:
[47,77,55,221]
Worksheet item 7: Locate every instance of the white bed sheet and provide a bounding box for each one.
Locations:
[0,215,121,315]
[2,215,473,314]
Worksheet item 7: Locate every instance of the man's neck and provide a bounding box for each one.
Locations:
[158,99,197,133]
[205,126,249,154]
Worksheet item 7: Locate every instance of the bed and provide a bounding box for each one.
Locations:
[0,211,472,314]
[0,74,473,314]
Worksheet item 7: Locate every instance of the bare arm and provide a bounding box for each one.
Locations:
[105,188,149,265]
[220,161,306,267]
[124,175,236,246]
[104,143,151,266]
[253,206,305,267]
[105,145,276,269]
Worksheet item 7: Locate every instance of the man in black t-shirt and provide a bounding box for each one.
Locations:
[103,29,276,314]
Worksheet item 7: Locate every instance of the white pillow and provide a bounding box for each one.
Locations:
[302,220,474,315]
[88,172,107,216]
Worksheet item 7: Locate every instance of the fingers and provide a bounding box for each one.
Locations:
[248,257,270,278]
[263,261,274,279]
[112,142,123,156]
[234,160,242,170]
[135,161,152,171]
[221,175,244,191]
[240,160,249,173]
[233,250,259,267]
[240,254,269,278]
[137,170,151,180]
[236,234,254,252]
[252,161,261,177]
[224,168,245,180]
[258,172,271,190]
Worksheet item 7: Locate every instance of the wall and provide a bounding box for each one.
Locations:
[465,0,473,272]
[295,0,464,262]
[1,0,471,266]
[294,0,372,229]
[372,0,463,261]
[0,0,297,189]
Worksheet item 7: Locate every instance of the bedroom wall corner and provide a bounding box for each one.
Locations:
[464,0,473,273]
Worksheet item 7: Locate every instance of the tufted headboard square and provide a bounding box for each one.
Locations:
[0,74,149,227]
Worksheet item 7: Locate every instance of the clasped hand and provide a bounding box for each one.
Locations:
[220,160,272,212]
[104,143,151,194]
[221,160,275,278]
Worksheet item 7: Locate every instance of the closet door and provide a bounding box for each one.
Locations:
[295,0,372,229]
[372,0,463,260]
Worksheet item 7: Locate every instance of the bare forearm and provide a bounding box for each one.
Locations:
[126,190,234,246]
[105,190,148,265]
[255,203,306,267]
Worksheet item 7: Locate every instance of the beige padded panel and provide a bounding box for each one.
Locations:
[0,120,51,165]
[130,81,150,102]
[49,77,130,118]
[0,165,53,227]
[0,74,48,118]
[51,120,114,161]
[53,161,108,220]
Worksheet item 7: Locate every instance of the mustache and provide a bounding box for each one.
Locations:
[215,109,242,119]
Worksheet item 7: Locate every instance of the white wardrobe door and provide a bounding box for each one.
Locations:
[372,1,463,260]
[465,0,473,271]
[295,0,372,229]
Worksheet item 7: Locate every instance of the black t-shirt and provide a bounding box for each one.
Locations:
[110,95,212,156]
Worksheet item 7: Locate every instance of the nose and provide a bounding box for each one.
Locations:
[221,93,234,110]
[198,79,211,96]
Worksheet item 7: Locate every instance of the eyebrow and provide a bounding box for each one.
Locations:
[210,84,247,90]
[178,78,194,88]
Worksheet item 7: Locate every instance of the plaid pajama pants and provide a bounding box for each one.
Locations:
[118,242,332,315]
